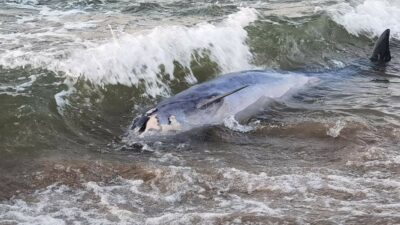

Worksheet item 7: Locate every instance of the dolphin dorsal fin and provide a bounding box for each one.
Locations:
[196,85,249,109]
[370,29,391,63]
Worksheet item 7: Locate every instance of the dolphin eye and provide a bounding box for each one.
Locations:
[168,116,173,124]
[168,115,180,126]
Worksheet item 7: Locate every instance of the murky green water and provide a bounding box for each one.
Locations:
[1,0,400,224]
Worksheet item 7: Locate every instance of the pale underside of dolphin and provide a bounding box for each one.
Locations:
[130,29,392,136]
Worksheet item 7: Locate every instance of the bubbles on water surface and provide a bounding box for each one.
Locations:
[1,159,400,224]
[1,0,400,224]
[328,0,400,39]
[327,119,346,138]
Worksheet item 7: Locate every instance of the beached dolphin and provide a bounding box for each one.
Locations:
[130,29,392,136]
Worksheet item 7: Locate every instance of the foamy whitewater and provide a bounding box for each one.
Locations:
[1,7,258,97]
[1,0,400,224]
[328,0,400,39]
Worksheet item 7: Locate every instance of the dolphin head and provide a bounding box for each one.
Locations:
[131,109,152,133]
[130,85,248,136]
[131,107,182,135]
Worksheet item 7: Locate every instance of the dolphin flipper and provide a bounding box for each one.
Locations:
[196,85,249,109]
[370,29,391,63]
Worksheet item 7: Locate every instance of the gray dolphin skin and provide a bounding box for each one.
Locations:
[131,71,310,135]
[131,29,392,136]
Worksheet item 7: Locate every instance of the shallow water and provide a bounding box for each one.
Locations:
[1,0,400,224]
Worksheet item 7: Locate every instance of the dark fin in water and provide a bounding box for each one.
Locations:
[370,29,391,63]
[196,85,249,109]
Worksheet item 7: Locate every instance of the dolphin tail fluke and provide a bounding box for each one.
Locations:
[370,29,391,63]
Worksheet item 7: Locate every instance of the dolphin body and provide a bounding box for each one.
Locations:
[130,29,392,136]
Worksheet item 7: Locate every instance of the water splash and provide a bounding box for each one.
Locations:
[223,115,254,133]
[328,0,400,39]
[58,8,258,97]
[327,119,346,138]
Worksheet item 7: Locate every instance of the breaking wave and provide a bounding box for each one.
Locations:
[1,8,258,97]
[328,0,400,39]
[59,8,257,97]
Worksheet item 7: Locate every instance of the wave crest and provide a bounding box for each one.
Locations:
[58,8,258,97]
[328,0,400,39]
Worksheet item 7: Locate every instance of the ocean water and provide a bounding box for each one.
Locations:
[1,0,400,224]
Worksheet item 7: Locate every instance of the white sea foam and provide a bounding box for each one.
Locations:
[57,7,258,97]
[54,78,76,116]
[223,115,254,133]
[328,0,400,39]
[0,75,37,92]
[327,119,346,138]
[39,6,86,20]
[1,164,400,224]
[0,74,39,97]
[3,0,40,8]
[0,8,258,97]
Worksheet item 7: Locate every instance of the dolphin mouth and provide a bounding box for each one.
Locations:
[131,115,150,133]
[131,108,158,133]
[131,111,182,135]
[131,114,162,134]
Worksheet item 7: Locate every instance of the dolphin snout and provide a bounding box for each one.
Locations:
[131,115,150,133]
